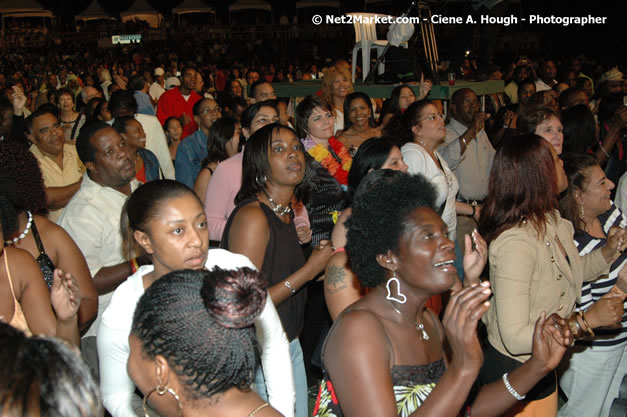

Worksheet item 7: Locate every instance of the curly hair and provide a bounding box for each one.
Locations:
[321,66,354,112]
[0,322,102,417]
[383,99,434,148]
[346,171,437,287]
[0,141,48,215]
[131,267,267,401]
[559,152,599,234]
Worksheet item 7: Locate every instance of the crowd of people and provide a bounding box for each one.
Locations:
[1,39,627,417]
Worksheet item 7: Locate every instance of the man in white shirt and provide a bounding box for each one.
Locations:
[58,121,140,378]
[535,59,558,92]
[149,67,166,102]
[438,88,495,250]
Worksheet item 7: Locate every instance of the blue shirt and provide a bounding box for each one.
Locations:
[134,91,155,116]
[175,129,208,189]
[137,148,162,182]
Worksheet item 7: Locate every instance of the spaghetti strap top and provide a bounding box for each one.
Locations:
[30,218,56,288]
[3,251,31,335]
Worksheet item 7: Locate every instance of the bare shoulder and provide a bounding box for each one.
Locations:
[230,202,270,235]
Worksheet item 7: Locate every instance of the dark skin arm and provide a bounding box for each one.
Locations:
[324,284,491,417]
[48,222,98,334]
[45,179,82,210]
[10,248,80,346]
[93,262,133,295]
[324,283,571,417]
[227,204,332,306]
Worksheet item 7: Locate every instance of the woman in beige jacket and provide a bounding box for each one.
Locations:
[478,134,626,417]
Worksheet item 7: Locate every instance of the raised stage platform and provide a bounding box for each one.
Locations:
[273,80,504,100]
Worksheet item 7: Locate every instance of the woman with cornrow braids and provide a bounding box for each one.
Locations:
[97,180,294,417]
[128,267,282,417]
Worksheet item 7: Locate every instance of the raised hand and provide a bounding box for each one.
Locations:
[296,225,312,244]
[462,229,487,286]
[10,86,27,116]
[602,227,626,261]
[50,269,80,322]
[585,293,625,329]
[307,239,334,276]
[529,312,571,373]
[442,282,491,373]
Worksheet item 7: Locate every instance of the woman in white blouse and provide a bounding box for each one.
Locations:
[398,100,480,244]
[97,180,293,417]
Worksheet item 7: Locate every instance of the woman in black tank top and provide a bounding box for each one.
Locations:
[222,124,334,417]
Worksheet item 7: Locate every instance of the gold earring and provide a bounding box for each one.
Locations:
[579,204,585,221]
[142,385,183,417]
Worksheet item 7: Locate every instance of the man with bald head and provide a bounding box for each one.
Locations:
[438,88,495,250]
[81,86,102,104]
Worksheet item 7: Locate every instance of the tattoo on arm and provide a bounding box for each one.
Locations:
[326,265,347,294]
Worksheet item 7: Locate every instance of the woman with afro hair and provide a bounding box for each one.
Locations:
[314,171,572,417]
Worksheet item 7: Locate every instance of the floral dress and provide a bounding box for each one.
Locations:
[313,360,447,417]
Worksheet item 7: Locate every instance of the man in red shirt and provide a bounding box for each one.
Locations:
[156,67,201,139]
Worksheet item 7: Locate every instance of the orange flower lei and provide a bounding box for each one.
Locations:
[302,136,352,185]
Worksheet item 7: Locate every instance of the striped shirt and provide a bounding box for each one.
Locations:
[573,203,627,346]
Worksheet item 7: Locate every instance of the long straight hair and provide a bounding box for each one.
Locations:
[479,134,559,243]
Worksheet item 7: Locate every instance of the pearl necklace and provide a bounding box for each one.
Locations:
[5,211,33,245]
[389,302,430,341]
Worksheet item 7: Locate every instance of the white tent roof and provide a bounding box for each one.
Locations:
[120,0,162,27]
[120,0,160,17]
[0,0,53,18]
[228,0,272,12]
[173,0,214,15]
[75,1,114,22]
[295,0,340,9]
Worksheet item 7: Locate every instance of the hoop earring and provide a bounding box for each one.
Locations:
[255,174,267,187]
[385,273,407,304]
[142,385,183,417]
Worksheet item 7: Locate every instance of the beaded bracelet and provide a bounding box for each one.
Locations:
[502,373,525,400]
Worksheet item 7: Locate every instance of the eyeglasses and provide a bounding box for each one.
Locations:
[462,99,480,107]
[417,113,444,122]
[200,107,221,115]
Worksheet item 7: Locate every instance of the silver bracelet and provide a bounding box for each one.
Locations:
[284,280,296,294]
[599,143,611,158]
[502,373,526,401]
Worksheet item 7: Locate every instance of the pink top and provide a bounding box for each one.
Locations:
[205,151,310,241]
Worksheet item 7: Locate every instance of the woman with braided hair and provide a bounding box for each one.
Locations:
[128,267,281,417]
[97,180,293,417]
